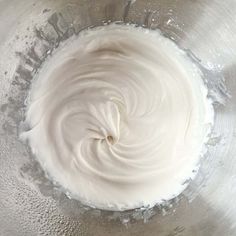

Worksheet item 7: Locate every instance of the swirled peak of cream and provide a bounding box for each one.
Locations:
[21,24,214,211]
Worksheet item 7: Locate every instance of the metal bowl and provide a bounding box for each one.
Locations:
[0,0,235,235]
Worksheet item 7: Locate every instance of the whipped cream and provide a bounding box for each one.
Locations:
[21,24,214,211]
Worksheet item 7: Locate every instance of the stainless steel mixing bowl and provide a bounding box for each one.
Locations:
[0,0,236,235]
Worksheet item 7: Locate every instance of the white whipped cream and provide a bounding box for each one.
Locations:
[21,24,214,211]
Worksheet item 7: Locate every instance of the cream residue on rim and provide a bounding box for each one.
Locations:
[21,24,214,211]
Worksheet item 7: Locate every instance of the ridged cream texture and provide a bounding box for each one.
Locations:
[21,24,214,211]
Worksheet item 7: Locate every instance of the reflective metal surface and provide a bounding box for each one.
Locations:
[0,0,236,235]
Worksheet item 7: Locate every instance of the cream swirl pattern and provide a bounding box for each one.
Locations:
[21,24,214,211]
